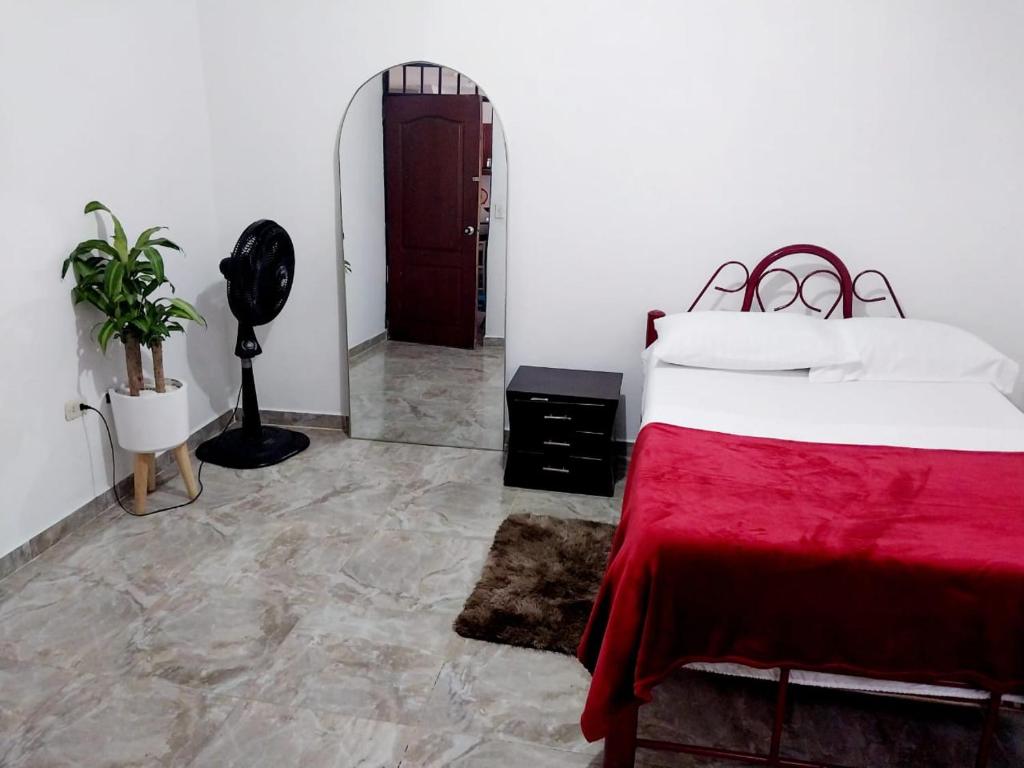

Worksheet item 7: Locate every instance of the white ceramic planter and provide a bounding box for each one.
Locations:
[108,378,190,453]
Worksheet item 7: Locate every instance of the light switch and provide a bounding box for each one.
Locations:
[493,203,505,220]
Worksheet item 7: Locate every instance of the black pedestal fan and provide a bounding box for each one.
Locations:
[196,220,310,469]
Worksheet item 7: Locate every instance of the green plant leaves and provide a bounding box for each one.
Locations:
[97,319,117,353]
[66,201,203,352]
[144,246,165,283]
[163,296,206,325]
[134,225,166,250]
[83,201,110,215]
[148,237,182,253]
[72,259,98,282]
[103,260,125,299]
[65,239,120,264]
[112,217,128,261]
[84,201,128,261]
[129,316,150,336]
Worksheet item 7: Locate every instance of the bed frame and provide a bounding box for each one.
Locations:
[611,244,1013,768]
[645,243,905,347]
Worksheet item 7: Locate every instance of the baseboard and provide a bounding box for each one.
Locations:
[348,331,386,359]
[0,406,359,582]
[259,410,349,431]
[0,409,235,582]
[6,410,636,581]
[0,407,357,583]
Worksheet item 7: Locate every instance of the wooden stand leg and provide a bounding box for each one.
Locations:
[145,453,157,492]
[604,702,638,768]
[132,453,149,515]
[173,444,199,499]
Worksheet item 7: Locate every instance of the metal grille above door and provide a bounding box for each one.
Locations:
[386,63,484,97]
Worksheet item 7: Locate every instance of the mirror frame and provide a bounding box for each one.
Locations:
[334,61,511,449]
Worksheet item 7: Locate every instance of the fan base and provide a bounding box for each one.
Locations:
[196,425,310,470]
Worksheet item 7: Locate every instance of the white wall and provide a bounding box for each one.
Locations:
[0,1,234,562]
[340,76,388,351]
[198,2,1024,440]
[485,114,508,339]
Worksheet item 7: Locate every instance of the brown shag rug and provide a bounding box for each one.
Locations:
[454,513,616,655]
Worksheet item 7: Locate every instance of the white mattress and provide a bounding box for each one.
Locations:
[642,361,1024,451]
[639,358,1024,701]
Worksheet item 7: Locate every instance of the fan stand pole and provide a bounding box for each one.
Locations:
[240,359,262,438]
[195,354,309,470]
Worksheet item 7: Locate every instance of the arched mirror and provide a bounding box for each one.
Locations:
[339,62,508,450]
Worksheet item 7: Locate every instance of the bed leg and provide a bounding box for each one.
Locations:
[975,692,1002,768]
[604,702,638,768]
[769,668,790,764]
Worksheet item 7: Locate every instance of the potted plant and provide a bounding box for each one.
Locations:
[62,201,205,511]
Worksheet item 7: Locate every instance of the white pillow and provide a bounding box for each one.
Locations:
[650,311,856,371]
[809,318,1020,395]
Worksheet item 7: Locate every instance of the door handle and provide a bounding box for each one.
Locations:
[463,225,476,236]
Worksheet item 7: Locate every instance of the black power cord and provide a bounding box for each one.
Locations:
[81,385,242,517]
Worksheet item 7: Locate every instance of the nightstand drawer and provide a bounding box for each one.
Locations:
[507,397,614,435]
[504,450,614,496]
[512,427,610,458]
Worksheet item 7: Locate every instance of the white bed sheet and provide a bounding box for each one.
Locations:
[642,361,1024,451]
[639,358,1024,701]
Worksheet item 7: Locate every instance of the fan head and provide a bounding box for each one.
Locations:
[220,220,295,327]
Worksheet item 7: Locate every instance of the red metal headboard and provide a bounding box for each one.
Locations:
[645,244,904,347]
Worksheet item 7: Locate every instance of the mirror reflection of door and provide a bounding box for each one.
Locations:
[341,63,507,450]
[385,94,480,349]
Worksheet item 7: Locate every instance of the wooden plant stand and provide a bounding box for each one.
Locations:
[131,444,198,515]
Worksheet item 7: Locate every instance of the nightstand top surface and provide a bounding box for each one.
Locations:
[507,366,623,402]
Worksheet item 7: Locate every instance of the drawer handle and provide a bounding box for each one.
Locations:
[529,396,549,402]
[542,466,571,474]
[544,414,572,421]
[543,440,570,448]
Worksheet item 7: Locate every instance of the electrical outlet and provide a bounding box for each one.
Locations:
[65,400,85,422]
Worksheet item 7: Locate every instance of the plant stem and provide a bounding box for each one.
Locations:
[124,334,144,396]
[152,341,166,393]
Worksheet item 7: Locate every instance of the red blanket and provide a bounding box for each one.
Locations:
[578,422,1024,741]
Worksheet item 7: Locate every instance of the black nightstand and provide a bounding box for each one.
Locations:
[504,366,623,497]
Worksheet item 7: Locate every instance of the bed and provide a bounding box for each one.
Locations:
[577,245,1024,768]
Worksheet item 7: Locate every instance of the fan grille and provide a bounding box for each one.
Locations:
[225,220,295,326]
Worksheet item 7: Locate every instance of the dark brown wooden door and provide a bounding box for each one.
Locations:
[384,94,482,349]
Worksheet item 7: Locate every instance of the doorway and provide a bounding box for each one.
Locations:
[340,63,507,450]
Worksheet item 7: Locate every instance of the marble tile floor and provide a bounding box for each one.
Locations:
[348,340,505,451]
[0,429,1021,767]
